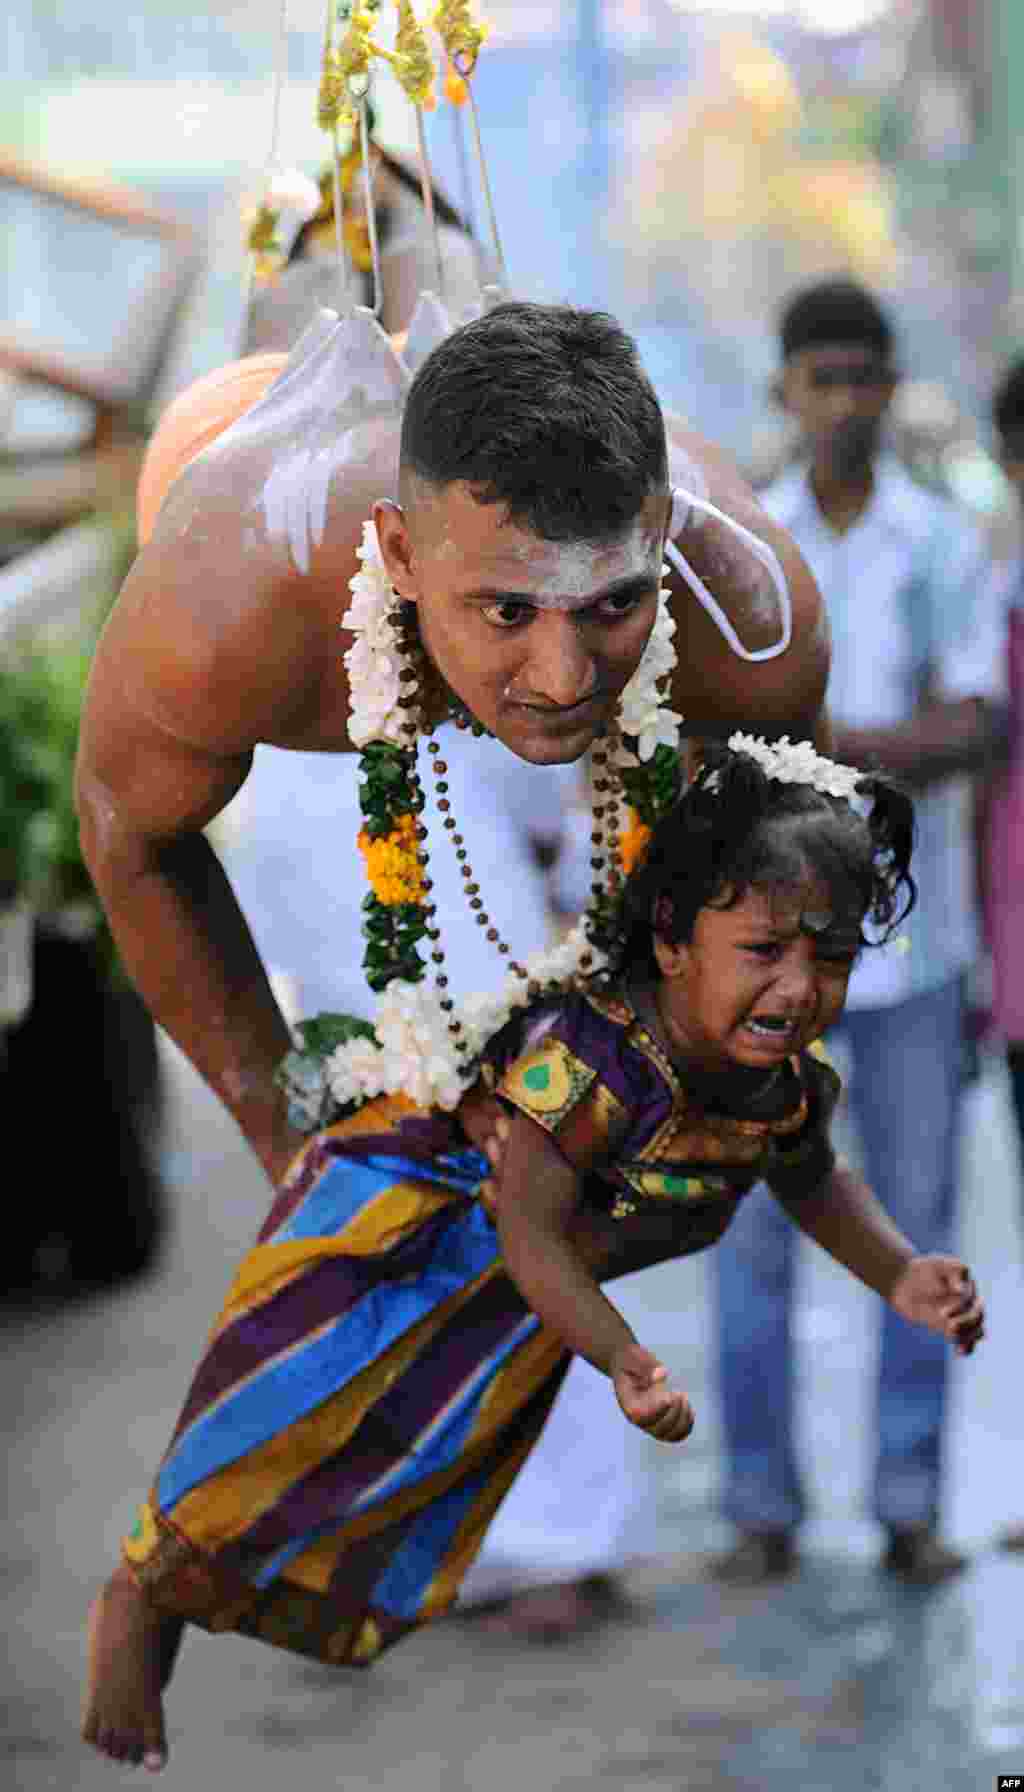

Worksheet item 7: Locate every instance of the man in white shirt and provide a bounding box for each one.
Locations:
[713,279,1006,1586]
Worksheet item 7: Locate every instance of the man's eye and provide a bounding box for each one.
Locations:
[743,942,781,960]
[481,601,531,628]
[596,588,649,620]
[600,591,641,616]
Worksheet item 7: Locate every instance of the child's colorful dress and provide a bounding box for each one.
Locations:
[125,984,839,1667]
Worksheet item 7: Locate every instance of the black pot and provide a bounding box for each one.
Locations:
[1,918,165,1297]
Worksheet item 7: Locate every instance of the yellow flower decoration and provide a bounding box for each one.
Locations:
[318,46,353,131]
[358,813,426,905]
[619,808,652,876]
[388,0,437,110]
[433,0,488,77]
[338,6,377,87]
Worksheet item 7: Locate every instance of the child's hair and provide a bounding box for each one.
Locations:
[612,742,915,980]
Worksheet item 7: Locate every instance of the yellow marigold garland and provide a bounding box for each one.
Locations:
[358,812,426,904]
[618,809,652,877]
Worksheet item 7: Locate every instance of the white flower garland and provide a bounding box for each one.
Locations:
[344,524,410,749]
[323,915,604,1114]
[319,528,682,1111]
[726,732,863,802]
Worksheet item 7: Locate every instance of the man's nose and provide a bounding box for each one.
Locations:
[827,385,859,423]
[517,613,597,708]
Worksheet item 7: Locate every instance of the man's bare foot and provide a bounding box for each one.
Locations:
[465,1575,630,1643]
[82,1562,183,1771]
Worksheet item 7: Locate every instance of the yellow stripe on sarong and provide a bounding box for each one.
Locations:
[166,1258,504,1552]
[213,1178,465,1336]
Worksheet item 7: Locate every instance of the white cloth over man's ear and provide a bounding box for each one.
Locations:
[666,485,793,664]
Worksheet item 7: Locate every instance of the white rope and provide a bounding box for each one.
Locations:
[413,107,446,299]
[666,487,793,663]
[242,0,292,312]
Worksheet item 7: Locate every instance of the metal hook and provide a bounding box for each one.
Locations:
[357,95,383,317]
[453,51,508,292]
[413,107,446,300]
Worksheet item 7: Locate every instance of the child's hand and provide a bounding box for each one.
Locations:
[611,1342,695,1442]
[888,1255,985,1356]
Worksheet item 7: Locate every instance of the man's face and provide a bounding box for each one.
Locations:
[375,482,668,764]
[779,344,896,478]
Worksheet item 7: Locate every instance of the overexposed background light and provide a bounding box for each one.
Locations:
[667,0,895,31]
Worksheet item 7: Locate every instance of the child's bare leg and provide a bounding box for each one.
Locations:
[81,1562,183,1772]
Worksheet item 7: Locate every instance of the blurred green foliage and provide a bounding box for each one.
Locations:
[0,635,96,907]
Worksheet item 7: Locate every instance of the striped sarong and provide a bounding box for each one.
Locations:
[124,1095,570,1667]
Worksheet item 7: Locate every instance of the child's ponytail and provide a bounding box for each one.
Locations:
[858,776,917,937]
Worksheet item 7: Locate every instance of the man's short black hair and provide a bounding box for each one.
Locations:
[780,278,894,365]
[399,302,668,541]
[993,358,1024,443]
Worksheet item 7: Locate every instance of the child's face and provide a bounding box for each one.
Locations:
[652,882,859,1072]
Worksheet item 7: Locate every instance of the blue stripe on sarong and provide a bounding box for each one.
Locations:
[268,1148,488,1246]
[268,1157,410,1245]
[369,1464,491,1618]
[346,1313,538,1516]
[242,1308,539,1588]
[155,1200,501,1513]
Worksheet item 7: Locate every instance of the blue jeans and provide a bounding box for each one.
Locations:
[714,974,965,1534]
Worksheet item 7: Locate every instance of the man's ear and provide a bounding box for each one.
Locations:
[652,932,688,979]
[372,498,419,602]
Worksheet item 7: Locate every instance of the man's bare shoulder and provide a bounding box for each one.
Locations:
[93,435,406,763]
[663,413,830,738]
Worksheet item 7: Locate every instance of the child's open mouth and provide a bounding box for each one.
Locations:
[744,1015,800,1043]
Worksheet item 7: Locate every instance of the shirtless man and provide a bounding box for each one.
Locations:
[77,301,828,1770]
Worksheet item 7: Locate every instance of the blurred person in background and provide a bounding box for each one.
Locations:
[979,360,1024,1555]
[713,278,1005,1587]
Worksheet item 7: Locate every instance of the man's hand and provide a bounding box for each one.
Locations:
[264,1121,315,1191]
[480,1114,511,1219]
[888,1255,985,1356]
[611,1341,695,1442]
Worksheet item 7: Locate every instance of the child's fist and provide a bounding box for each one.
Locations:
[611,1342,694,1442]
[888,1255,985,1356]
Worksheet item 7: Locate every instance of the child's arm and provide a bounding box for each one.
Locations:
[492,1109,694,1442]
[773,1164,984,1355]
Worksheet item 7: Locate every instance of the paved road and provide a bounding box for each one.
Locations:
[4,1040,1024,1789]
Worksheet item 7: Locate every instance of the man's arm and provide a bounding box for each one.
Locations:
[75,531,334,1188]
[663,418,830,742]
[830,698,1008,791]
[834,511,1010,788]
